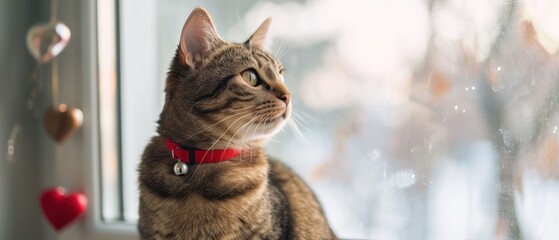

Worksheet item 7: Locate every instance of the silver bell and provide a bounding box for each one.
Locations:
[173,161,188,176]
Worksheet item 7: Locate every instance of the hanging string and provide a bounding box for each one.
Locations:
[55,145,62,184]
[50,0,59,106]
[50,0,62,185]
[52,58,59,105]
[31,64,40,82]
[27,65,42,118]
[50,0,58,22]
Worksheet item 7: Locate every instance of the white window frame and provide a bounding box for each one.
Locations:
[54,0,149,239]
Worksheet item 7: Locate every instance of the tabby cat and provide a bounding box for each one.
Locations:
[138,7,336,240]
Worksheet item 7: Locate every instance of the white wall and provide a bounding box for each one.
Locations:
[0,0,86,239]
[0,0,47,239]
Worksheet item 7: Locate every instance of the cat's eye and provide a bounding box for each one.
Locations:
[242,69,259,86]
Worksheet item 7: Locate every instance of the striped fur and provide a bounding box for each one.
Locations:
[138,7,336,239]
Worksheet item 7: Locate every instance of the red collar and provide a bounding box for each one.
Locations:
[165,139,240,164]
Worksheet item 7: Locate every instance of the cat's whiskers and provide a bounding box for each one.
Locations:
[239,117,260,149]
[271,43,279,59]
[190,112,255,177]
[272,40,288,61]
[240,114,259,149]
[186,106,254,139]
[248,118,266,165]
[199,112,254,162]
[296,110,318,124]
[239,115,261,165]
[223,116,258,151]
[292,110,320,137]
[234,8,247,36]
[179,102,199,128]
[215,113,265,197]
[280,43,290,61]
[287,118,309,144]
[271,107,309,145]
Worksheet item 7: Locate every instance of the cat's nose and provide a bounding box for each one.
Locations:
[277,93,290,105]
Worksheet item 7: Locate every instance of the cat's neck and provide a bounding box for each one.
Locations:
[179,142,270,201]
[143,136,269,199]
[157,105,268,150]
[158,129,268,151]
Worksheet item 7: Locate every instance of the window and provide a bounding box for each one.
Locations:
[93,0,559,239]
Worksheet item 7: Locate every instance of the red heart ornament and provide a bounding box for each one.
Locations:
[40,187,87,231]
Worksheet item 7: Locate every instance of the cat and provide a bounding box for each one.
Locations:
[137,7,337,240]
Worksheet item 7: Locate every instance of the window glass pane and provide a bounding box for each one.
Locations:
[98,0,121,221]
[112,0,559,239]
[119,0,161,222]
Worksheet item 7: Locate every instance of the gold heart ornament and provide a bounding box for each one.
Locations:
[44,104,83,143]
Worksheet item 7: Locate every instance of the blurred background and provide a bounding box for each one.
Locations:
[2,0,559,239]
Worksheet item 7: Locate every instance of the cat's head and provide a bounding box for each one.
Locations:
[158,7,290,149]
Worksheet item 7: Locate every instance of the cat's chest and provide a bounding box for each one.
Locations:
[152,193,274,238]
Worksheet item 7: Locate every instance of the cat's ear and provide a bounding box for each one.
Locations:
[245,18,272,49]
[179,7,221,68]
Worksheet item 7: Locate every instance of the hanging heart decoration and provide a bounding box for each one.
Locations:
[40,187,88,231]
[26,21,71,63]
[44,104,83,143]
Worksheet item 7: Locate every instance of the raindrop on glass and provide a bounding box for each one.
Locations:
[7,145,14,155]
